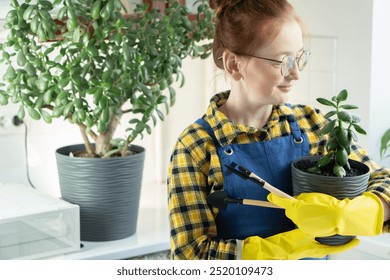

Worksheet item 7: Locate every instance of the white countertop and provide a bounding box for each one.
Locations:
[0,169,170,260]
[329,234,390,260]
[49,206,170,260]
[48,181,170,260]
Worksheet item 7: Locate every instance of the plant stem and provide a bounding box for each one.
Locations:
[95,113,122,156]
[78,123,95,155]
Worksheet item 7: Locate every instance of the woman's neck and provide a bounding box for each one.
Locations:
[221,96,273,129]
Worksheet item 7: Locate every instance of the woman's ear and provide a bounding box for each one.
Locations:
[222,51,243,81]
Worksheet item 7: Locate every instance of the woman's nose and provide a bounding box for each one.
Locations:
[288,62,300,80]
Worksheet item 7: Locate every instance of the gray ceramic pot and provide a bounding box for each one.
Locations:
[291,155,370,245]
[56,144,145,241]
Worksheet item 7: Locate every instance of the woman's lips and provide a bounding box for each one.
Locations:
[278,84,293,92]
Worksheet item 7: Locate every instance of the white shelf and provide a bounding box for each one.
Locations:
[329,234,390,260]
[48,206,170,260]
[0,173,170,260]
[46,181,170,260]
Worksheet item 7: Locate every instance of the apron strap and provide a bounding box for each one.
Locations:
[195,118,220,147]
[285,103,304,143]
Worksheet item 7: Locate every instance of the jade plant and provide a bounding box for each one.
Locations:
[308,89,367,177]
[0,0,214,157]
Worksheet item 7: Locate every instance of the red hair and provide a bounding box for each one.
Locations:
[210,0,303,69]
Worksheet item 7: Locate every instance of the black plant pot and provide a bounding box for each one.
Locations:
[291,155,370,245]
[56,144,145,241]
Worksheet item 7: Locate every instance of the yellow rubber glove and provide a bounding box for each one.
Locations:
[268,192,383,237]
[242,229,359,260]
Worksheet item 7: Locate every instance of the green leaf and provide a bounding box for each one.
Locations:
[63,102,74,117]
[320,119,336,135]
[93,88,103,105]
[324,111,337,119]
[73,26,81,42]
[335,148,348,166]
[40,109,52,123]
[0,92,8,105]
[43,89,52,104]
[317,152,334,168]
[156,108,164,121]
[91,0,102,20]
[37,23,47,41]
[336,127,350,148]
[336,89,348,102]
[24,62,36,77]
[316,97,336,107]
[59,77,70,88]
[98,120,107,133]
[99,95,107,109]
[348,129,358,142]
[57,6,67,20]
[380,128,390,158]
[340,104,358,110]
[352,123,367,135]
[123,43,131,62]
[100,106,109,123]
[30,14,39,33]
[156,95,167,104]
[168,86,176,106]
[27,107,41,120]
[77,109,86,121]
[66,18,78,32]
[52,106,64,118]
[351,115,361,123]
[23,6,35,21]
[2,51,10,60]
[333,164,346,177]
[86,46,99,57]
[307,166,321,174]
[326,137,338,151]
[18,105,25,119]
[36,77,48,92]
[56,90,68,100]
[4,65,16,81]
[337,111,352,122]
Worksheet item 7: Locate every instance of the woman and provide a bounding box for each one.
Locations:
[167,0,390,260]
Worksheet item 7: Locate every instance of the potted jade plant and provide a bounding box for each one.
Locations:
[291,89,370,245]
[0,0,214,241]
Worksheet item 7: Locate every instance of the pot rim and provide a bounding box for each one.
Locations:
[55,143,145,161]
[292,155,370,177]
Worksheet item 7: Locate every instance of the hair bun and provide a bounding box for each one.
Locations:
[210,0,244,11]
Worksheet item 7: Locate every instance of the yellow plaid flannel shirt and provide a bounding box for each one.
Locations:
[167,91,390,260]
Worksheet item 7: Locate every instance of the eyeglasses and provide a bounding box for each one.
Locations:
[237,49,311,77]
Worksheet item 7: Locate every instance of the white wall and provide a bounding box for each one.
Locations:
[290,0,389,166]
[370,0,390,167]
[289,0,374,150]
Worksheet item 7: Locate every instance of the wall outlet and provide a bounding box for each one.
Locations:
[0,107,25,135]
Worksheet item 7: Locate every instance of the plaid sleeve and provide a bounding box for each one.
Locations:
[167,126,237,259]
[349,144,390,232]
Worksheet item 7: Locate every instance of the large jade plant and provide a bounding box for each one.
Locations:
[308,89,367,177]
[0,0,214,157]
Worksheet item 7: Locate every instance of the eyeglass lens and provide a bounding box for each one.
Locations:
[281,51,310,76]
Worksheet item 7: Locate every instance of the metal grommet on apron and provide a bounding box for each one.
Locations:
[223,147,234,155]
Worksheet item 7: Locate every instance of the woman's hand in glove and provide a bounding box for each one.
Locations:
[267,192,383,237]
[242,228,359,260]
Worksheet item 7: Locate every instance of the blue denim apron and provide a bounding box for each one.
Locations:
[196,107,309,240]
